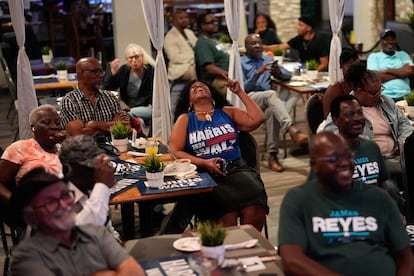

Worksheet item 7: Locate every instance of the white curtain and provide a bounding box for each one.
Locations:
[224,0,244,108]
[140,0,171,142]
[328,0,345,83]
[9,0,38,139]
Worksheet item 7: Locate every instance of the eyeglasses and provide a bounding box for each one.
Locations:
[127,55,141,61]
[362,86,384,96]
[32,190,75,213]
[82,68,105,76]
[313,152,355,165]
[204,20,218,25]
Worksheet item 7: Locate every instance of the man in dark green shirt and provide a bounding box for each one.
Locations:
[194,13,229,96]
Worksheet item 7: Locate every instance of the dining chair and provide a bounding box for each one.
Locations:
[47,5,65,55]
[0,51,18,140]
[304,93,324,143]
[238,131,269,239]
[62,13,97,60]
[400,133,414,223]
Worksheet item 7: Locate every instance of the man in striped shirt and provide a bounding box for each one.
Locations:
[60,57,130,136]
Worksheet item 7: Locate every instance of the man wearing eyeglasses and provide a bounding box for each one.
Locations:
[322,63,413,179]
[9,167,144,275]
[278,131,414,276]
[60,57,130,136]
[367,29,414,102]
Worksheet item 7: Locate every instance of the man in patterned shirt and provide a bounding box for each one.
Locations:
[60,57,130,136]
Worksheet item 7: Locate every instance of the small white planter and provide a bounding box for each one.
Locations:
[201,244,225,265]
[42,54,52,64]
[146,171,164,188]
[56,70,68,80]
[307,70,318,80]
[112,137,128,153]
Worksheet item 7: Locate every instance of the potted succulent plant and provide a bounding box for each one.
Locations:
[197,221,227,265]
[306,59,319,80]
[41,46,53,64]
[55,61,68,80]
[143,153,164,188]
[110,121,130,153]
[404,90,414,118]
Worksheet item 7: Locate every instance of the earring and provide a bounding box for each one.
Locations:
[188,104,193,112]
[31,127,35,132]
[211,99,216,107]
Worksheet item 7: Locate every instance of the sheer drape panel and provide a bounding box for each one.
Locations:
[328,0,345,84]
[224,0,245,108]
[9,0,38,139]
[140,0,171,142]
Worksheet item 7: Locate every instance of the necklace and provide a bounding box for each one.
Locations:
[194,109,215,121]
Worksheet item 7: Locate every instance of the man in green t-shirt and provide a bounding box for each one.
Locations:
[278,131,413,275]
[194,13,229,96]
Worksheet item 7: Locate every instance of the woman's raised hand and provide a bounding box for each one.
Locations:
[225,78,243,95]
[111,59,120,75]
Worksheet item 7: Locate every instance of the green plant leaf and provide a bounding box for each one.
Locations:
[110,121,130,139]
[306,59,319,70]
[143,153,164,172]
[196,221,227,246]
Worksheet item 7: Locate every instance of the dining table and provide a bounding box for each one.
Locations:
[274,61,330,94]
[31,56,77,74]
[109,142,217,240]
[33,73,77,92]
[124,224,285,276]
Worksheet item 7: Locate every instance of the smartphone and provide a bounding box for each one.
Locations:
[216,159,227,173]
[272,60,278,68]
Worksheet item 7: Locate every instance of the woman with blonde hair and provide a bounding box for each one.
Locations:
[103,43,155,125]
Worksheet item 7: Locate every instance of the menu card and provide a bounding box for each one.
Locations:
[140,255,195,276]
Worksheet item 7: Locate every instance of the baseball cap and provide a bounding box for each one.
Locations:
[59,135,105,168]
[380,29,396,39]
[298,16,315,29]
[9,167,69,227]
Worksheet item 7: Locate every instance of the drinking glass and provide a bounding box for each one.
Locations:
[145,140,158,155]
[188,253,218,276]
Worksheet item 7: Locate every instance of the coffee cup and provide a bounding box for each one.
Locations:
[174,159,192,172]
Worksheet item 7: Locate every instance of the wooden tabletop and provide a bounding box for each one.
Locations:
[272,74,329,94]
[33,76,77,91]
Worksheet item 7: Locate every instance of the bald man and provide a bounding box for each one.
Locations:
[60,57,130,136]
[278,131,413,276]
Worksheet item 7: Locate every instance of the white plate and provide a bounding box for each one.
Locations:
[289,81,308,87]
[173,237,201,252]
[163,163,197,176]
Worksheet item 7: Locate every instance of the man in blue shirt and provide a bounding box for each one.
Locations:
[367,29,414,101]
[241,34,307,172]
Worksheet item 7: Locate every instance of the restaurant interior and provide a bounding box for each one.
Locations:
[0,0,413,274]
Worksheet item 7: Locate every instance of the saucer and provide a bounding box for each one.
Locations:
[289,81,307,87]
[163,163,197,176]
[173,237,201,252]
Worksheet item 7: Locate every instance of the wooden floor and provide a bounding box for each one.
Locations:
[0,91,311,267]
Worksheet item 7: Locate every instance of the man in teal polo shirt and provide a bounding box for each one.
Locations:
[194,13,229,96]
[367,29,414,101]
